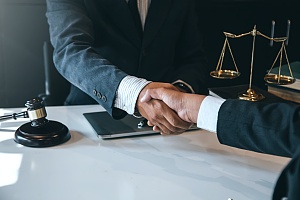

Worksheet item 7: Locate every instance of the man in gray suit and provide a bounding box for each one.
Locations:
[141,87,300,199]
[46,0,209,134]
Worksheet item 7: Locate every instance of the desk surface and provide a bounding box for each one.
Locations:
[0,105,289,200]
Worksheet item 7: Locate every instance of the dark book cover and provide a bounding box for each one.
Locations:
[268,61,300,93]
[269,61,300,79]
[209,84,288,103]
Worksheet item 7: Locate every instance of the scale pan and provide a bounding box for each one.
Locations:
[264,74,296,85]
[210,70,241,79]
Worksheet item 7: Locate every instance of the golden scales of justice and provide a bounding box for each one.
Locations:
[210,21,294,101]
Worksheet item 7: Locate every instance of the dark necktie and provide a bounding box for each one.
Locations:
[128,0,143,36]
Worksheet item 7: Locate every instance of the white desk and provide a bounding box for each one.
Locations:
[0,105,290,200]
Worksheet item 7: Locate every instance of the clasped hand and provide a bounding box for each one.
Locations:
[139,86,206,134]
[137,82,194,135]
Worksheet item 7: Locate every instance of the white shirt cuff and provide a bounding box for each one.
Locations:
[114,75,151,115]
[197,96,226,133]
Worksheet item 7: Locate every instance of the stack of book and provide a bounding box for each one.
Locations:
[267,61,300,104]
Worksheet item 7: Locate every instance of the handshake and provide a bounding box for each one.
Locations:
[136,82,207,135]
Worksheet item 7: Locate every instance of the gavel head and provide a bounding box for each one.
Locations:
[15,97,71,147]
[25,97,49,127]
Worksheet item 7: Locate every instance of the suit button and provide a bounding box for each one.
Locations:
[101,95,107,102]
[93,89,97,96]
[97,92,102,99]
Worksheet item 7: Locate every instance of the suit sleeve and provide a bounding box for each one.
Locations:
[170,0,209,95]
[46,0,127,117]
[217,99,300,157]
[272,147,300,199]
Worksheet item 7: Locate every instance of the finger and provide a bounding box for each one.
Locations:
[155,122,186,135]
[139,98,190,134]
[151,115,188,135]
[152,125,173,136]
[153,125,184,135]
[148,101,191,134]
[153,123,174,135]
[151,122,184,135]
[147,120,154,126]
[144,109,178,134]
[162,107,191,130]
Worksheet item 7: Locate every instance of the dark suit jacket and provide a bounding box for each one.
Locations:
[46,0,209,118]
[217,99,300,199]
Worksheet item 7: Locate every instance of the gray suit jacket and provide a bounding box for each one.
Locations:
[46,0,209,118]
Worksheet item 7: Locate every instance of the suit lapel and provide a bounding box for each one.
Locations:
[101,0,142,49]
[143,0,171,48]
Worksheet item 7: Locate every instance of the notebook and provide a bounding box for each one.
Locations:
[83,111,198,139]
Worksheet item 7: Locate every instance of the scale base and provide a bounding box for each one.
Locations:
[15,120,71,147]
[238,88,265,102]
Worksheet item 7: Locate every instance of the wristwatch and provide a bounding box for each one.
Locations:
[173,82,192,93]
[133,107,143,118]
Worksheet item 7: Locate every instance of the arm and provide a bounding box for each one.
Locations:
[46,0,191,134]
[217,100,300,157]
[46,0,126,117]
[141,88,300,157]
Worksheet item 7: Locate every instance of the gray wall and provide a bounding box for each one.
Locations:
[0,0,49,108]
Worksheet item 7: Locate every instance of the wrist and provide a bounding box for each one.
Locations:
[133,106,143,118]
[186,94,204,123]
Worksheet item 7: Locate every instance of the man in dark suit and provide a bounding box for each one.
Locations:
[141,87,300,199]
[45,0,209,134]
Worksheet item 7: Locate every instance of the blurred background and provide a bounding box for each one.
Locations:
[0,0,299,108]
[0,0,49,107]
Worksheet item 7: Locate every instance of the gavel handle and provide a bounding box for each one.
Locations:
[0,111,29,122]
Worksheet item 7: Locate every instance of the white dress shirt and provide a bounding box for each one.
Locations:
[197,96,226,133]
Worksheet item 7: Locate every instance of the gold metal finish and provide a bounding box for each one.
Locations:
[210,70,241,79]
[211,22,293,101]
[28,107,47,121]
[212,36,240,79]
[238,88,265,102]
[265,41,294,85]
[264,74,295,85]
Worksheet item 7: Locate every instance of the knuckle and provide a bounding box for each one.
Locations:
[154,102,163,110]
[151,115,160,121]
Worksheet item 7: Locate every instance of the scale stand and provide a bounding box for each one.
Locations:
[211,21,294,101]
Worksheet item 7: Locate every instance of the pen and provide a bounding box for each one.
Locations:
[138,118,148,128]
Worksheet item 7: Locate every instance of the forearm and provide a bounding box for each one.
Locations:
[217,100,300,157]
[46,0,127,115]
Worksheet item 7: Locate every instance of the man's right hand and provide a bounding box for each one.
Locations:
[140,87,206,124]
[136,82,193,135]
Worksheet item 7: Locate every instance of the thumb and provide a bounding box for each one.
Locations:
[140,88,161,102]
